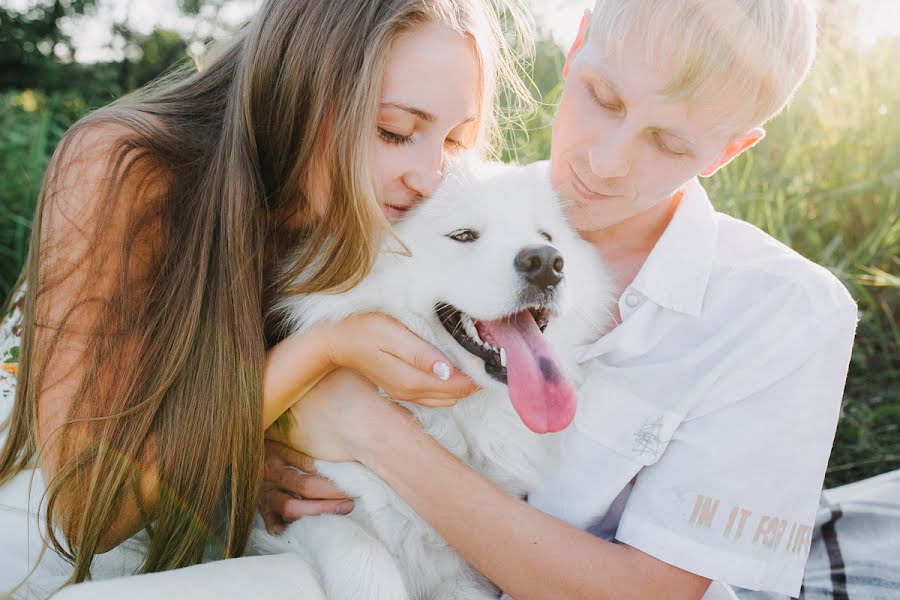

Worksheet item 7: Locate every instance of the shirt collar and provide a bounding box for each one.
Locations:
[629,178,718,318]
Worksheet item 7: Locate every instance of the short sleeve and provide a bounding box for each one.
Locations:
[613,301,858,597]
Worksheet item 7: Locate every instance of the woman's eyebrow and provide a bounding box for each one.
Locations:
[381,102,477,125]
[382,102,436,122]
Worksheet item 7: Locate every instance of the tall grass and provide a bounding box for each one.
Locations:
[1,24,897,487]
[0,91,94,295]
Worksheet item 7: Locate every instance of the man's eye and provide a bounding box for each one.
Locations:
[652,133,688,158]
[378,128,413,145]
[586,84,620,112]
[540,231,553,242]
[447,229,479,243]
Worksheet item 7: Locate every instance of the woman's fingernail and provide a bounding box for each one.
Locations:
[337,500,354,514]
[432,361,451,381]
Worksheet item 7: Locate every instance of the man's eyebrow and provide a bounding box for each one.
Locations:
[381,102,477,125]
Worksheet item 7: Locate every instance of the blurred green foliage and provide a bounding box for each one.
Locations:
[0,1,897,487]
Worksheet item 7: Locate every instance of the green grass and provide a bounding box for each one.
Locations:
[0,90,96,294]
[2,31,897,489]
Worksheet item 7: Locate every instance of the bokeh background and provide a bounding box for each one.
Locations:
[1,0,897,486]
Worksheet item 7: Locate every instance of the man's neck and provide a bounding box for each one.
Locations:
[579,190,683,296]
[580,190,683,260]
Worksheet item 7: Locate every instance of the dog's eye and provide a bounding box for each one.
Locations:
[447,229,479,243]
[540,231,553,243]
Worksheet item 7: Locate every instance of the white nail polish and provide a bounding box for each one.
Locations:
[433,361,451,381]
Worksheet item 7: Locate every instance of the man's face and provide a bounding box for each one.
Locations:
[551,27,744,233]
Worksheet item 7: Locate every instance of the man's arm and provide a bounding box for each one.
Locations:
[356,408,712,600]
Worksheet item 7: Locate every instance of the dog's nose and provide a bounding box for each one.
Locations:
[515,245,564,289]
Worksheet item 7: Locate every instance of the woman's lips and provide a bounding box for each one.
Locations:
[569,165,623,202]
[383,203,411,221]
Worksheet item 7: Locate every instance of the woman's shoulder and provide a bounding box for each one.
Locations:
[50,116,169,198]
[42,116,170,252]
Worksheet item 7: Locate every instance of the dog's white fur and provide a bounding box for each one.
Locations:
[251,159,614,600]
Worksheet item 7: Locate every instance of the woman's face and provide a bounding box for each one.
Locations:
[373,22,482,221]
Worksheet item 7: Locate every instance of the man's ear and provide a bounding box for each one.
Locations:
[563,10,591,79]
[699,127,765,177]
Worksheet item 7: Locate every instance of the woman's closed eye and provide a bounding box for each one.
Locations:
[444,136,465,150]
[379,127,466,151]
[378,128,414,145]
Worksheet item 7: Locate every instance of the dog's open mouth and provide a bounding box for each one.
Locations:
[436,302,575,434]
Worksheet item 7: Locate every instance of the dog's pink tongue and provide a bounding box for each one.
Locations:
[479,311,576,433]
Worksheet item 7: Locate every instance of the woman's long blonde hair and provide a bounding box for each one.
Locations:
[0,0,533,585]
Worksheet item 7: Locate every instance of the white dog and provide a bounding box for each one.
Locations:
[252,159,615,600]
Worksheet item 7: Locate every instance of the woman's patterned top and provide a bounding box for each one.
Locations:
[1,284,24,415]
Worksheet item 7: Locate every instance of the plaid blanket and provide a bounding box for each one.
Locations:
[735,469,900,600]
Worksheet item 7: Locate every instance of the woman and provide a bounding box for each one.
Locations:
[0,0,533,595]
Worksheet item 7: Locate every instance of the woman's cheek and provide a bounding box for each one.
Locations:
[372,144,405,189]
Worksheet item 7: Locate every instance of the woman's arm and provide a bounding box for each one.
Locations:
[263,312,479,429]
[33,124,168,551]
[263,322,334,429]
[275,369,712,600]
[259,317,478,530]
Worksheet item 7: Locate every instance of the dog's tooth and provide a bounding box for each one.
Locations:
[500,347,507,368]
[464,319,483,344]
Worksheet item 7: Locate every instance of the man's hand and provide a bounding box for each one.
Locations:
[260,369,413,533]
[259,440,354,534]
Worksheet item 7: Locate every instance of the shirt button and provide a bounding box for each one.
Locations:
[624,292,641,308]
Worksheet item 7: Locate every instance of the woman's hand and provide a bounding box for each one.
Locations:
[323,313,479,407]
[263,313,476,428]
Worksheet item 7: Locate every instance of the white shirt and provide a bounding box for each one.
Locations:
[528,177,858,598]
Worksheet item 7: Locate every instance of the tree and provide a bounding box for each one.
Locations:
[0,0,99,89]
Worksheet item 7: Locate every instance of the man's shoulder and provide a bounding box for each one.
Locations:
[708,211,856,319]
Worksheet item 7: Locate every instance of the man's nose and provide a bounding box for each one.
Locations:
[587,129,631,179]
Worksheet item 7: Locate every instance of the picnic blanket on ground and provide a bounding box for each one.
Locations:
[735,468,900,600]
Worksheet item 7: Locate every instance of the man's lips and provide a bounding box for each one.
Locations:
[569,165,623,201]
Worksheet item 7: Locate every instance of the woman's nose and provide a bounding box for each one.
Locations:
[403,150,444,198]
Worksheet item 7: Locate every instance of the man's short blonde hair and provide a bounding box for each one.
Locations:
[589,0,817,131]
